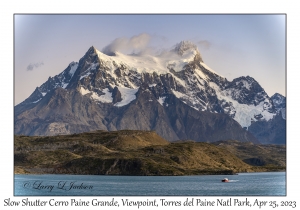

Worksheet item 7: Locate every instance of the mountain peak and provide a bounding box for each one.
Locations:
[271,93,285,99]
[173,40,198,55]
[271,93,286,109]
[87,46,97,53]
[172,40,203,62]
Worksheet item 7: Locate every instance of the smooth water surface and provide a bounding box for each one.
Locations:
[14,172,286,196]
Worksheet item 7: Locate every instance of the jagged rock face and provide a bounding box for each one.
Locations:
[112,87,122,103]
[14,85,258,143]
[271,93,286,109]
[271,93,286,119]
[224,76,272,107]
[248,114,286,144]
[14,41,285,144]
[247,93,286,144]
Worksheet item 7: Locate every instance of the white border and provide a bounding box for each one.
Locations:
[2,0,299,209]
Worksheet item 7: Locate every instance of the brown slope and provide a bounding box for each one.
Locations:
[15,130,261,175]
[212,140,286,168]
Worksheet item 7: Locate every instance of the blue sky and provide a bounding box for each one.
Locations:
[14,14,286,105]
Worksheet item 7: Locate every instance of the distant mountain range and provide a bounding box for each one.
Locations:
[15,41,286,144]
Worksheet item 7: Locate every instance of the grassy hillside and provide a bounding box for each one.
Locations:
[14,130,285,175]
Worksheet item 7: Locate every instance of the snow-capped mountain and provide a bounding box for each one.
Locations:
[15,41,285,144]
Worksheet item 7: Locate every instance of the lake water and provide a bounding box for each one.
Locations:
[14,172,285,196]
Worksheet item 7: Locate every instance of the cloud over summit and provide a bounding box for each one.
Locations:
[102,33,151,55]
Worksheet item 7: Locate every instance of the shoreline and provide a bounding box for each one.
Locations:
[14,169,286,176]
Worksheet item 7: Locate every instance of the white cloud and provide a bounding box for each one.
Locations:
[102,33,151,55]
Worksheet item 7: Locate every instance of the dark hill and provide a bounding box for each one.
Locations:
[212,140,286,168]
[14,130,284,175]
